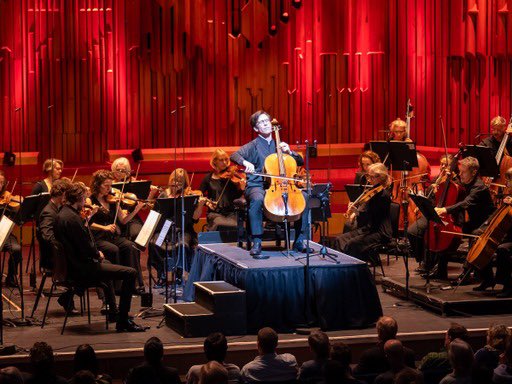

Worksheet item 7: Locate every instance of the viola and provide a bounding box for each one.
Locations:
[217,166,247,190]
[0,191,23,211]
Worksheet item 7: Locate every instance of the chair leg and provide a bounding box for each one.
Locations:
[61,288,75,335]
[86,289,91,325]
[31,273,48,318]
[41,283,55,329]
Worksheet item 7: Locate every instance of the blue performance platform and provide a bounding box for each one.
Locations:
[183,242,382,333]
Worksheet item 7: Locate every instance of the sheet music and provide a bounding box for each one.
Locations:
[134,210,161,249]
[0,215,15,250]
[155,219,173,248]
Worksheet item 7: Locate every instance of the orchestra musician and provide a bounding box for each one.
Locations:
[199,149,245,231]
[434,156,496,283]
[148,169,205,286]
[110,157,159,241]
[55,182,146,332]
[88,170,146,294]
[355,151,381,186]
[32,158,64,219]
[0,171,22,288]
[388,118,413,142]
[471,167,512,297]
[479,116,512,156]
[36,178,77,312]
[230,110,312,258]
[336,163,392,261]
[407,154,454,272]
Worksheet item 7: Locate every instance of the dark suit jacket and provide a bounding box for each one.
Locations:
[37,200,60,269]
[55,205,100,280]
[125,363,181,384]
[353,343,416,375]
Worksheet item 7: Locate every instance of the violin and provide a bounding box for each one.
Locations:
[344,184,385,223]
[0,191,23,211]
[216,166,247,190]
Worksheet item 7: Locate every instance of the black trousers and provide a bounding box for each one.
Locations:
[73,260,136,320]
[479,242,512,287]
[148,231,194,278]
[121,216,143,241]
[407,216,428,262]
[95,235,143,287]
[336,227,388,261]
[245,186,310,241]
[2,234,21,283]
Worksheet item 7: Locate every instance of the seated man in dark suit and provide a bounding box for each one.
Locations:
[125,337,181,384]
[55,182,146,332]
[353,316,415,377]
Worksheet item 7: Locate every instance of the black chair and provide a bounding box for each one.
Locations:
[41,243,109,334]
[235,196,290,250]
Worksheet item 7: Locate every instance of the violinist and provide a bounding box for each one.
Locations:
[36,178,77,312]
[335,163,392,261]
[111,157,159,240]
[230,110,312,258]
[434,156,496,284]
[55,182,146,332]
[407,154,453,273]
[199,149,245,231]
[472,167,512,297]
[355,151,381,186]
[88,170,146,294]
[31,158,64,219]
[479,116,512,157]
[0,171,22,288]
[148,169,205,286]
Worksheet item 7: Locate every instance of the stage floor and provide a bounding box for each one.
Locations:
[1,244,511,378]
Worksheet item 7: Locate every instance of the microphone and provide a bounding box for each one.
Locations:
[48,105,54,109]
[14,107,21,112]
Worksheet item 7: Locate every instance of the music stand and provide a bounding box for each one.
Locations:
[408,193,444,295]
[345,184,367,202]
[112,180,152,200]
[154,195,199,301]
[462,145,499,178]
[369,141,392,167]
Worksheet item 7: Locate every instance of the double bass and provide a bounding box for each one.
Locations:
[263,120,306,222]
[391,100,431,229]
[486,116,512,198]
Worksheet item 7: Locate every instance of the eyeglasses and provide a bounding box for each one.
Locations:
[257,118,270,125]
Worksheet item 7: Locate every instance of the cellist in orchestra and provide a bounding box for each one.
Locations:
[479,116,512,156]
[0,170,22,288]
[336,163,392,261]
[471,168,512,297]
[199,149,245,231]
[230,110,312,258]
[434,157,496,284]
[111,157,159,240]
[407,154,453,274]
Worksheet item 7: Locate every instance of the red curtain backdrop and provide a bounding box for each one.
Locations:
[1,0,512,162]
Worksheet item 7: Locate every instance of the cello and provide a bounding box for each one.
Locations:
[263,119,306,222]
[426,120,464,253]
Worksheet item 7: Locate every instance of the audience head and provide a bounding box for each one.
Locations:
[144,337,164,366]
[204,332,228,363]
[29,341,55,374]
[394,367,425,384]
[486,324,510,352]
[448,339,474,376]
[377,316,398,343]
[308,330,330,360]
[330,342,352,374]
[445,323,469,348]
[69,370,96,384]
[199,361,228,384]
[257,327,278,355]
[73,344,98,375]
[323,360,346,384]
[384,339,405,370]
[0,367,23,384]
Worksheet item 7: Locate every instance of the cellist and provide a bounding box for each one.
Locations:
[434,157,495,284]
[479,116,512,157]
[471,167,512,297]
[230,110,311,258]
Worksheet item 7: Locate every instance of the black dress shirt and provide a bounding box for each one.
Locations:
[480,136,512,158]
[230,136,304,189]
[446,177,495,232]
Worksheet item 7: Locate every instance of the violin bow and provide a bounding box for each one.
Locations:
[134,163,141,180]
[71,168,78,183]
[113,174,128,225]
